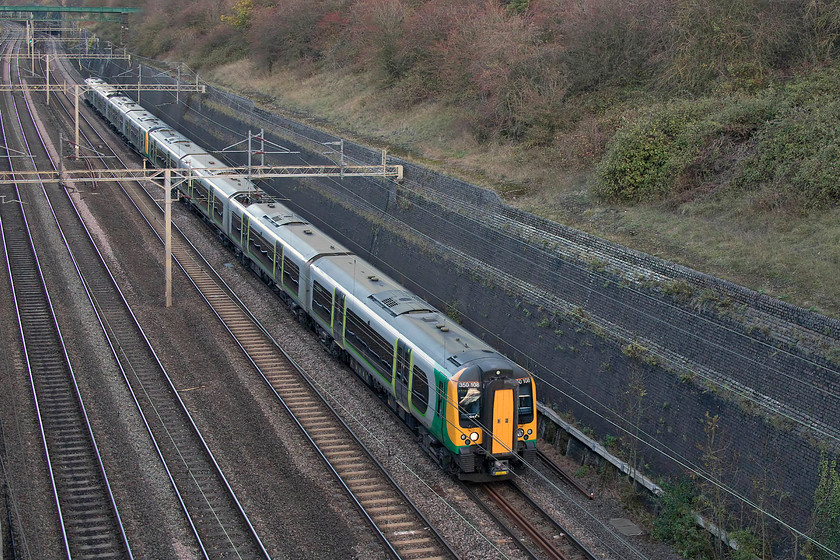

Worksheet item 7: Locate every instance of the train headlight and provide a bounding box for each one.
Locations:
[470,432,479,442]
[517,428,524,438]
[460,434,467,441]
[527,429,533,435]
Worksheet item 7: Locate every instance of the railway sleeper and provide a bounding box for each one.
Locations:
[354,489,392,499]
[371,514,413,526]
[349,483,383,493]
[325,448,359,459]
[393,538,438,549]
[381,521,418,530]
[356,496,396,507]
[286,403,320,412]
[320,443,355,451]
[330,456,360,466]
[400,548,442,559]
[291,403,321,411]
[348,474,379,483]
[304,425,339,435]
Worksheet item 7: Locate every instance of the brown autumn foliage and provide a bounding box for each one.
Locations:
[127,0,840,145]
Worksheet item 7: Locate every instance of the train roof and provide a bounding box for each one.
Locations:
[183,151,236,172]
[149,127,207,160]
[312,254,502,372]
[247,202,351,262]
[116,98,165,130]
[85,77,117,96]
[185,153,254,197]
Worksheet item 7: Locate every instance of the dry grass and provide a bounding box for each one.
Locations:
[205,62,840,319]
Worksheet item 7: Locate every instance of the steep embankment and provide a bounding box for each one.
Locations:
[109,0,840,317]
[205,60,840,321]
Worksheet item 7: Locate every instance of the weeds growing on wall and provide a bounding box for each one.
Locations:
[808,454,840,559]
[652,479,714,558]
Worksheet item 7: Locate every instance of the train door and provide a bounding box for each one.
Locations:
[490,389,514,456]
[395,340,411,410]
[241,214,250,249]
[483,378,518,457]
[332,290,345,343]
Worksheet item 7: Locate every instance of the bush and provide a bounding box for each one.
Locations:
[807,455,840,559]
[192,24,247,68]
[343,0,411,81]
[536,0,667,94]
[592,101,710,202]
[652,480,715,559]
[735,81,840,208]
[799,0,840,64]
[592,93,787,205]
[661,0,799,93]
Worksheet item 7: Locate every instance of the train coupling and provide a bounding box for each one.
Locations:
[490,460,510,477]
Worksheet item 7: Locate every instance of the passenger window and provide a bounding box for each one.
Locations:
[344,309,392,379]
[283,256,300,296]
[312,281,332,323]
[410,366,429,414]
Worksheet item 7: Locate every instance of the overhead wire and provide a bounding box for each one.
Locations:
[155,77,836,547]
[126,65,839,555]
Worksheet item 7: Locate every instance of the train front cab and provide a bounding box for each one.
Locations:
[446,362,537,481]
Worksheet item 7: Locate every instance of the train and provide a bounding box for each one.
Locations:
[84,77,538,481]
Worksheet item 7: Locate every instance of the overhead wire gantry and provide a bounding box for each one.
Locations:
[2,27,403,306]
[1,154,403,308]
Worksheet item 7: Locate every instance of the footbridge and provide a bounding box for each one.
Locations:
[0,5,140,23]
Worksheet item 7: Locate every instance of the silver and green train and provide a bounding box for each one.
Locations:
[85,77,538,481]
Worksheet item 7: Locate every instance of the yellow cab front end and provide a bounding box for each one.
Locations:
[445,359,538,482]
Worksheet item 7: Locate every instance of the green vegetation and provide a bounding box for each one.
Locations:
[808,455,840,559]
[653,455,840,559]
[653,480,714,559]
[444,300,463,324]
[117,0,840,317]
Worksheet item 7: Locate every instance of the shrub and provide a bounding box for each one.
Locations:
[800,0,840,63]
[221,0,253,30]
[661,0,799,93]
[546,0,667,94]
[388,0,484,102]
[343,0,411,82]
[192,24,248,68]
[652,480,714,559]
[592,93,789,205]
[735,94,840,208]
[411,1,569,142]
[593,101,709,202]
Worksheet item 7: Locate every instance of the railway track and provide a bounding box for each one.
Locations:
[38,37,274,560]
[536,450,594,500]
[461,480,598,560]
[43,35,458,560]
[0,34,131,559]
[4,31,274,559]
